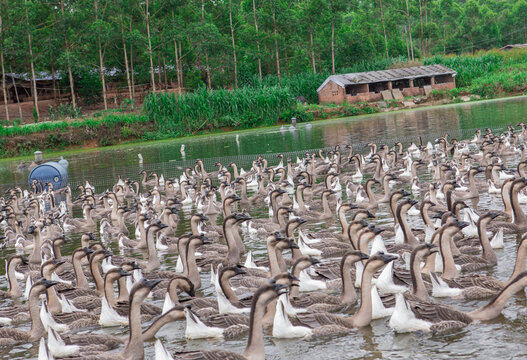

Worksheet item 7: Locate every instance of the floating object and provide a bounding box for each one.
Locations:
[58,156,69,169]
[306,123,312,129]
[29,162,68,190]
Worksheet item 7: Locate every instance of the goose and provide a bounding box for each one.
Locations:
[53,278,161,359]
[159,276,216,312]
[0,278,58,345]
[0,255,27,299]
[291,252,398,329]
[100,268,161,324]
[390,271,527,334]
[168,280,288,360]
[289,251,369,312]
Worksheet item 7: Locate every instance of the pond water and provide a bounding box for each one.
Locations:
[1,95,527,359]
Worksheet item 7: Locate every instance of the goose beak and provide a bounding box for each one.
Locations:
[52,259,66,266]
[373,227,385,235]
[379,253,398,263]
[489,212,500,220]
[409,199,419,206]
[296,218,307,225]
[234,265,247,275]
[288,239,299,249]
[119,269,132,277]
[457,221,470,229]
[358,251,369,260]
[272,282,289,295]
[309,256,321,265]
[143,278,162,289]
[83,247,94,256]
[42,279,59,288]
[21,257,29,265]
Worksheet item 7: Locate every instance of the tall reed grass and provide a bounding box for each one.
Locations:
[425,49,527,92]
[143,86,295,135]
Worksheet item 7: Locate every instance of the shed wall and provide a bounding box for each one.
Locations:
[318,80,345,104]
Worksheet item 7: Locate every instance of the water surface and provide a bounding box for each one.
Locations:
[1,96,527,359]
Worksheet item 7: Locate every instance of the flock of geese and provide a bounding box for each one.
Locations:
[2,125,527,359]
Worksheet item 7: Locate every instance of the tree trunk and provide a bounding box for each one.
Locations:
[379,0,389,60]
[0,7,9,122]
[24,0,38,120]
[201,0,211,89]
[310,30,316,74]
[443,22,446,55]
[60,0,76,109]
[171,10,181,91]
[95,0,107,109]
[178,41,183,90]
[10,66,22,120]
[272,10,280,80]
[157,52,162,91]
[120,15,132,99]
[405,0,414,60]
[51,66,57,101]
[130,19,135,99]
[331,18,335,74]
[163,56,168,90]
[145,0,156,92]
[252,0,262,80]
[418,0,424,57]
[229,1,238,88]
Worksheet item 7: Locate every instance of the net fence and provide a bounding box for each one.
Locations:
[0,124,513,193]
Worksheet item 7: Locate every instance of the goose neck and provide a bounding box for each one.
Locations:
[477,220,497,264]
[340,259,357,304]
[28,288,46,341]
[350,264,374,327]
[7,260,21,297]
[439,229,458,279]
[410,253,429,300]
[186,240,202,289]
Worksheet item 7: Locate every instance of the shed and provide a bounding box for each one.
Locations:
[317,65,457,105]
[28,162,68,190]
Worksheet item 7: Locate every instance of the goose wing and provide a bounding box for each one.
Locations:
[202,313,249,328]
[294,311,351,328]
[407,300,472,324]
[174,350,245,360]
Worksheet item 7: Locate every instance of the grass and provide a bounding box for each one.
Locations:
[0,113,149,137]
[425,49,527,97]
[144,86,295,136]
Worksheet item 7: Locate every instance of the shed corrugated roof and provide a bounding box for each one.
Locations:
[316,64,457,92]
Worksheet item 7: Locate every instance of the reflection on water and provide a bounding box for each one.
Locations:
[1,96,527,359]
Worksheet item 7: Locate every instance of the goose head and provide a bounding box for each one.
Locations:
[168,276,195,297]
[364,252,398,273]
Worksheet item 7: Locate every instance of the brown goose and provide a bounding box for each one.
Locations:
[170,280,288,360]
[0,279,58,346]
[291,252,398,329]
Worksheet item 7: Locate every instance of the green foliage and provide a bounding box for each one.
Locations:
[280,106,314,124]
[120,98,136,112]
[144,86,295,135]
[32,107,38,123]
[49,104,83,121]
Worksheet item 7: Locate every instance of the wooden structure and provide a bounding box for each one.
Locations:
[317,65,457,105]
[4,72,64,103]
